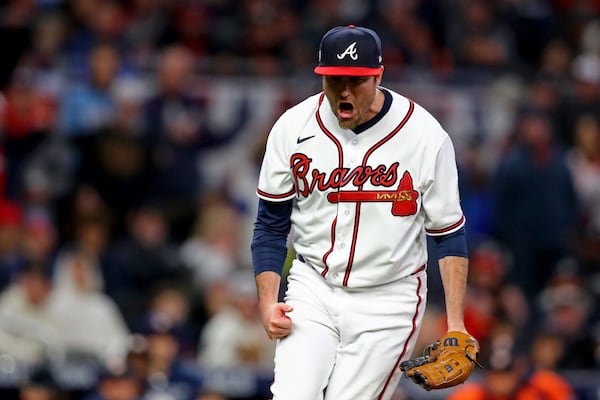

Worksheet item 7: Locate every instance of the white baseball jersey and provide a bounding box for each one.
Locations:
[257,88,464,288]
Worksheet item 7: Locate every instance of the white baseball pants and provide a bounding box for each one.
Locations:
[270,259,427,400]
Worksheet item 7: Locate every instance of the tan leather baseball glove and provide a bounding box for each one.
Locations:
[400,331,481,391]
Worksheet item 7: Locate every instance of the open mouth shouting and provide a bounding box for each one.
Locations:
[338,101,354,119]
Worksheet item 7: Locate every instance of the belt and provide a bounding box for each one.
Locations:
[298,254,425,279]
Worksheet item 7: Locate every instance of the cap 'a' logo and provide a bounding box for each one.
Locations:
[337,42,358,60]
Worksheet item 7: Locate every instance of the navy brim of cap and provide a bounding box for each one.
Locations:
[314,65,383,76]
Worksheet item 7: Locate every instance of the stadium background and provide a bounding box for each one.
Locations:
[0,0,598,399]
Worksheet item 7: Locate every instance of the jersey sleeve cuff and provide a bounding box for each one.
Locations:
[256,188,297,202]
[425,215,465,237]
[432,226,468,258]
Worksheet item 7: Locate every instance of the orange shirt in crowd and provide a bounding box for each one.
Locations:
[447,370,575,400]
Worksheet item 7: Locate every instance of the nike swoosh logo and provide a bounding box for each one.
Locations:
[297,135,315,144]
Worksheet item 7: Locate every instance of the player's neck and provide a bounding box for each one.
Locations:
[369,88,384,115]
[353,88,391,134]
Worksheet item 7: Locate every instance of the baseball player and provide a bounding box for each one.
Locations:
[251,25,472,399]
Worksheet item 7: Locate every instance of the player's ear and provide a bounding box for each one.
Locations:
[375,67,384,85]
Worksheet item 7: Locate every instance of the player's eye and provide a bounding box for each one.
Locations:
[351,77,369,85]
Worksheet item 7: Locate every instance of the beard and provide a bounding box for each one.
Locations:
[336,101,373,130]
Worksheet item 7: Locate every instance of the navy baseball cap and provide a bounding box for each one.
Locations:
[314,25,383,76]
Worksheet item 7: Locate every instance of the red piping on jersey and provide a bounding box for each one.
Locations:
[425,214,465,234]
[315,92,343,277]
[316,93,344,167]
[321,217,337,277]
[257,188,296,200]
[411,264,426,275]
[378,273,423,400]
[343,99,415,286]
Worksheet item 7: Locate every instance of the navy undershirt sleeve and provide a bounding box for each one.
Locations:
[431,227,468,259]
[251,199,293,276]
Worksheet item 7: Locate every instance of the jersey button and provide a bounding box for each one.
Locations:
[339,243,346,249]
[344,210,350,215]
[351,139,358,145]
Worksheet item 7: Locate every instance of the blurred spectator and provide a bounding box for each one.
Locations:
[1,69,56,199]
[21,209,58,269]
[467,242,531,338]
[55,183,114,246]
[142,45,248,240]
[375,0,451,79]
[298,0,367,52]
[57,42,121,137]
[83,130,153,236]
[20,366,65,400]
[56,42,124,187]
[0,200,25,289]
[447,323,576,400]
[62,0,128,73]
[537,262,598,369]
[463,281,497,346]
[565,114,600,265]
[555,35,600,147]
[18,136,76,215]
[83,365,143,400]
[66,212,112,274]
[521,76,562,125]
[0,147,5,201]
[0,0,35,89]
[0,261,64,365]
[112,78,149,135]
[197,271,274,370]
[501,0,558,70]
[490,109,578,298]
[168,3,210,58]
[427,240,532,353]
[531,331,567,371]
[141,44,206,238]
[135,286,200,360]
[237,0,298,77]
[136,319,201,400]
[14,10,70,99]
[104,203,188,328]
[457,142,493,249]
[446,0,517,77]
[48,248,130,367]
[179,198,244,291]
[121,0,173,74]
[537,39,573,86]
[194,390,227,400]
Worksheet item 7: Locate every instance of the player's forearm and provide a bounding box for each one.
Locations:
[438,255,468,332]
[255,270,294,339]
[255,270,282,307]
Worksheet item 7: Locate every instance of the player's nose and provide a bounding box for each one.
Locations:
[338,80,352,96]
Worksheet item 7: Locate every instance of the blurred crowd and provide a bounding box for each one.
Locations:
[0,0,599,399]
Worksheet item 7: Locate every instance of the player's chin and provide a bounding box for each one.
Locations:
[336,103,358,129]
[337,116,358,130]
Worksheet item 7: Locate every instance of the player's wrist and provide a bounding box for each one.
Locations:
[446,322,467,333]
[258,298,280,312]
